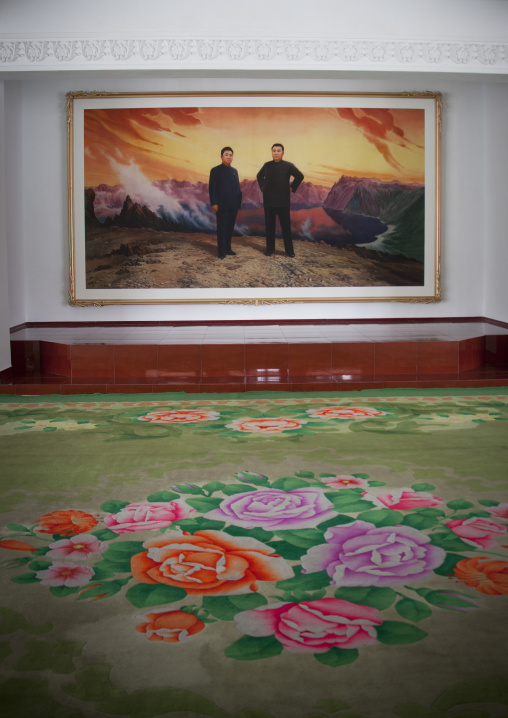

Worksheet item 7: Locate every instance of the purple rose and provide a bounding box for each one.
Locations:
[302,520,446,587]
[204,488,337,530]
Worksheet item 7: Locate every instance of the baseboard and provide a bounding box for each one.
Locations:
[10,316,508,334]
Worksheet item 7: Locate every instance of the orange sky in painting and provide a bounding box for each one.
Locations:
[84,105,425,188]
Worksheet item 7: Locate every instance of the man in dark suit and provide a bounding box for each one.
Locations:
[256,143,304,257]
[209,146,242,259]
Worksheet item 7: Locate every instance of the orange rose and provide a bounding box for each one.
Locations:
[36,510,98,536]
[137,610,205,643]
[131,530,293,596]
[454,556,508,595]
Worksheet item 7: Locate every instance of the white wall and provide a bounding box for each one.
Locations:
[0,0,507,354]
[2,0,507,42]
[483,83,508,324]
[3,72,490,325]
[0,82,12,371]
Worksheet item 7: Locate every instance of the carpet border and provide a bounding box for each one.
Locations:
[1,387,508,404]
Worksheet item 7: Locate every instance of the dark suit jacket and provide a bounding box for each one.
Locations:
[256,159,304,207]
[209,163,242,210]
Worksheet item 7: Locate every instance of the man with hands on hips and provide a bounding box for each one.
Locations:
[256,143,304,257]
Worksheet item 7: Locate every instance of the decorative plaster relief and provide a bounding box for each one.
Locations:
[0,37,507,72]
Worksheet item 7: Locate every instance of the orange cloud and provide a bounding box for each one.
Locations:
[335,107,422,172]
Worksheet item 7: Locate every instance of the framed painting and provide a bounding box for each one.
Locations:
[67,91,441,305]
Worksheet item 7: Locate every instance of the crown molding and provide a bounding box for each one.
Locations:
[0,37,507,74]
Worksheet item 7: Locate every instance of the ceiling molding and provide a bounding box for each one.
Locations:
[1,37,507,74]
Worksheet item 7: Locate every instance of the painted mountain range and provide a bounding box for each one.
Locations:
[85,175,425,261]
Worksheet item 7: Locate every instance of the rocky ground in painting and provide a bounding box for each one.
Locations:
[85,226,424,290]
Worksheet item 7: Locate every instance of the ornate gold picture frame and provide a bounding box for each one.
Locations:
[67,91,441,305]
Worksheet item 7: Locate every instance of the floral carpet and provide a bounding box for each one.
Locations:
[1,388,508,718]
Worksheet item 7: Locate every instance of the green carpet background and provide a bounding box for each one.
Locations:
[1,389,507,718]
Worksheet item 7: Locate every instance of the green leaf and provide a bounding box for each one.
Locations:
[171,518,202,530]
[418,589,478,611]
[102,541,144,559]
[452,510,491,519]
[12,573,39,584]
[203,593,268,620]
[376,621,428,645]
[222,484,257,496]
[189,519,226,531]
[478,499,499,507]
[352,473,370,480]
[395,598,433,622]
[273,529,325,549]
[317,515,355,531]
[224,526,274,542]
[100,500,131,514]
[146,491,180,502]
[334,586,397,610]
[225,635,283,661]
[33,547,49,557]
[294,470,315,479]
[91,528,119,541]
[447,499,475,510]
[229,594,268,611]
[429,532,472,552]
[356,509,404,527]
[276,567,330,591]
[271,477,311,491]
[433,552,467,577]
[49,586,80,597]
[185,497,223,512]
[89,563,117,581]
[401,513,440,530]
[202,596,240,621]
[314,647,359,667]
[125,583,186,607]
[414,508,446,518]
[327,495,374,513]
[367,481,386,487]
[269,541,307,560]
[100,541,144,572]
[6,523,30,532]
[202,481,226,493]
[410,483,436,492]
[28,560,51,571]
[325,488,364,499]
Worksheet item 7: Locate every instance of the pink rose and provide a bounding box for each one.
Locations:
[366,488,443,511]
[446,517,507,549]
[321,475,370,490]
[104,502,192,534]
[486,504,508,522]
[234,598,381,654]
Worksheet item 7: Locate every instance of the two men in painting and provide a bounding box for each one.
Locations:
[209,143,303,259]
